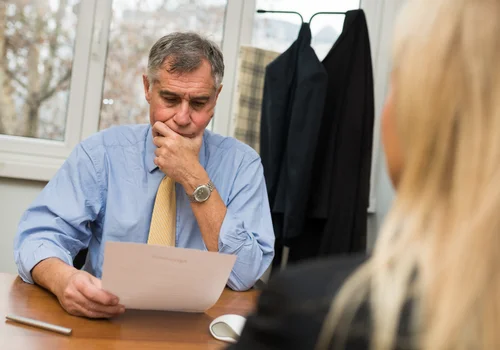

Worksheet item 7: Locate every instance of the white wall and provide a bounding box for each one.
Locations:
[367,149,396,251]
[364,0,404,249]
[0,177,46,274]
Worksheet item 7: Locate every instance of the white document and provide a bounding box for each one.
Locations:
[101,242,237,312]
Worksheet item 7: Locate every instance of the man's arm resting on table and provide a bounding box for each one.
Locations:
[13,140,123,318]
[32,258,125,319]
[180,163,274,292]
[32,258,78,296]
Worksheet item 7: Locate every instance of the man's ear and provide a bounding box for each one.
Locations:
[143,75,152,103]
[215,84,223,101]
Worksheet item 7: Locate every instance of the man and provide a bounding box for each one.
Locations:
[13,32,275,319]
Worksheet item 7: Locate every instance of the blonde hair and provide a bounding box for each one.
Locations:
[316,0,500,349]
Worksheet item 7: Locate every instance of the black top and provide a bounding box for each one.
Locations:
[265,10,375,268]
[229,255,414,350]
[308,9,374,256]
[260,22,328,241]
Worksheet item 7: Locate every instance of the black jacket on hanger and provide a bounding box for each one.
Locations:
[260,23,328,243]
[261,9,374,266]
[287,9,375,262]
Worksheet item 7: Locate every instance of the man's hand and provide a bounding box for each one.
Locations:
[152,121,206,189]
[55,270,125,319]
[32,258,125,319]
[151,121,224,253]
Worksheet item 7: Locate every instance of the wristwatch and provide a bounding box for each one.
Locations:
[188,180,215,203]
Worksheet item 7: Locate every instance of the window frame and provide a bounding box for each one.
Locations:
[0,0,99,181]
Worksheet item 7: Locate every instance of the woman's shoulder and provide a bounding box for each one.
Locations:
[229,254,368,350]
[267,254,368,303]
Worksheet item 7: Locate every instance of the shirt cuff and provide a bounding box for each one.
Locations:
[218,212,252,253]
[16,240,73,284]
[218,212,262,291]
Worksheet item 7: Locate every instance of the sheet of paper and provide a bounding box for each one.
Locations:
[101,242,237,312]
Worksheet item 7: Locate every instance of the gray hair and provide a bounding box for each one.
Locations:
[147,32,224,89]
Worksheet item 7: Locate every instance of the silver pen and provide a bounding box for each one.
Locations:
[5,314,72,335]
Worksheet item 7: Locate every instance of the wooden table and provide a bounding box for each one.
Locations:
[0,273,259,349]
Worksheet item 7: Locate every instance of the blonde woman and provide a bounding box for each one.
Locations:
[229,0,500,348]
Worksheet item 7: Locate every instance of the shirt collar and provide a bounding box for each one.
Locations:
[145,125,207,173]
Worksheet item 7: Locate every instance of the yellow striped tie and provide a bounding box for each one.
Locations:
[147,176,176,246]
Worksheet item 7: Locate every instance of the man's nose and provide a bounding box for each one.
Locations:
[173,100,191,126]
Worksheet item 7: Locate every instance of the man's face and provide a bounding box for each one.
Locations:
[143,59,222,138]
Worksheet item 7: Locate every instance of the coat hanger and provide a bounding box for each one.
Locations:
[256,9,345,24]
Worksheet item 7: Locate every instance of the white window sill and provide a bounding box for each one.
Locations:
[0,151,63,182]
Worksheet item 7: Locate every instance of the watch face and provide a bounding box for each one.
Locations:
[194,185,210,202]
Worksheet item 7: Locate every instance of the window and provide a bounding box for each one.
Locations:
[0,0,96,181]
[253,0,360,60]
[98,0,228,131]
[1,1,80,141]
[225,0,361,150]
[0,0,234,181]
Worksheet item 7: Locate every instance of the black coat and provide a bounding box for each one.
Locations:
[309,9,374,257]
[261,10,374,265]
[260,22,328,242]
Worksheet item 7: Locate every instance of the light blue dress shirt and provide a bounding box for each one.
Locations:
[14,124,275,291]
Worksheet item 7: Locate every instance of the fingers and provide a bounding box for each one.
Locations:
[59,272,125,319]
[77,275,119,306]
[71,296,125,319]
[153,146,166,171]
[154,146,163,158]
[152,121,175,138]
[153,135,163,147]
[150,122,202,180]
[77,289,125,318]
[91,277,103,289]
[61,287,124,319]
[84,275,125,317]
[152,134,177,148]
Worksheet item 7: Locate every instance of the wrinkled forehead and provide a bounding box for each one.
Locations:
[154,67,216,98]
[160,57,216,89]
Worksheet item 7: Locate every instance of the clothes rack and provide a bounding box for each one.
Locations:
[256,9,345,24]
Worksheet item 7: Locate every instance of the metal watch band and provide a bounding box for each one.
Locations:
[206,180,215,192]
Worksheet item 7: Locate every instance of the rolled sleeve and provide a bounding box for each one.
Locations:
[218,156,275,291]
[16,239,73,284]
[13,143,103,283]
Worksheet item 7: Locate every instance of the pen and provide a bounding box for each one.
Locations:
[5,314,72,336]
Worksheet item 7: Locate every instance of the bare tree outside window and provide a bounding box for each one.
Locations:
[98,0,227,130]
[0,0,79,141]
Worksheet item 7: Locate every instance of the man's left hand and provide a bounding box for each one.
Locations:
[152,121,204,186]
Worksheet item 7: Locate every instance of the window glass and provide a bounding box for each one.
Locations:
[232,0,361,152]
[253,0,361,60]
[98,0,228,130]
[1,0,80,141]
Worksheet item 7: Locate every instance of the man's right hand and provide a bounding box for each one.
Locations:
[55,270,125,318]
[32,258,125,319]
